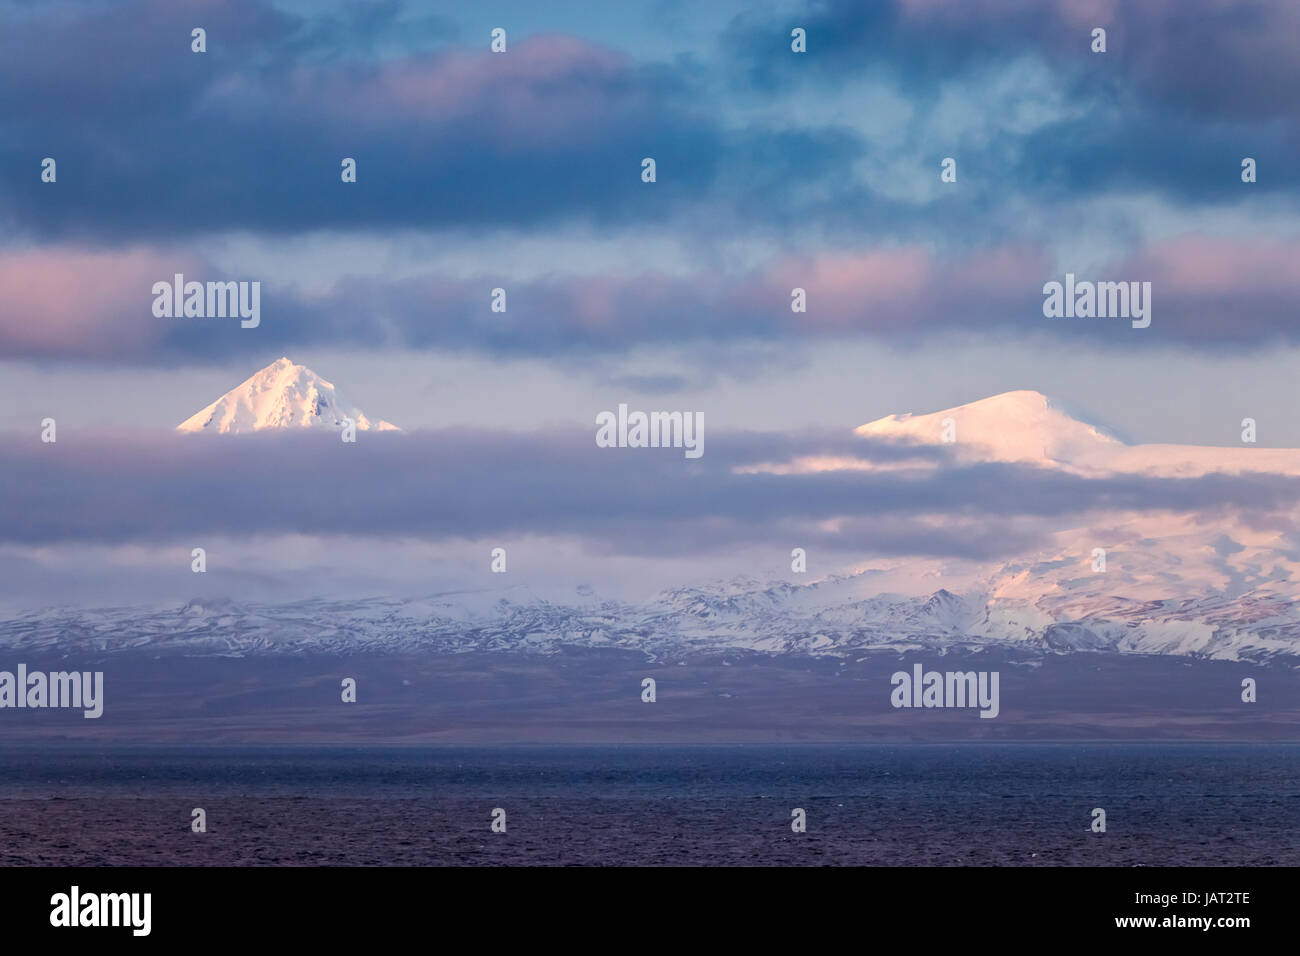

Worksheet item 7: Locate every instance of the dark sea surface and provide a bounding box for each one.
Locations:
[0,744,1295,866]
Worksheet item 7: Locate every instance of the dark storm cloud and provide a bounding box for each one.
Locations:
[729,0,1300,205]
[2,0,1296,247]
[735,0,1300,125]
[0,0,862,241]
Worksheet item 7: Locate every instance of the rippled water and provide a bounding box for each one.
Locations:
[1,744,1295,865]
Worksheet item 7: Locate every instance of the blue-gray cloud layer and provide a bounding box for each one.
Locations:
[1,0,1294,243]
[2,429,1295,557]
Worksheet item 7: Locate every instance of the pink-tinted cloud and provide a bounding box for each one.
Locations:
[285,35,636,145]
[0,247,200,359]
[4,234,1298,363]
[775,244,1050,333]
[1109,235,1300,344]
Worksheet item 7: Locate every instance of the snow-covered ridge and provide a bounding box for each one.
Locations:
[4,567,1298,663]
[177,357,400,434]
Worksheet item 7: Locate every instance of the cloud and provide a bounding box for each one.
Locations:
[0,0,861,241]
[4,0,1293,252]
[0,246,199,359]
[5,233,1298,362]
[2,428,1295,558]
[736,0,1300,124]
[727,0,1300,209]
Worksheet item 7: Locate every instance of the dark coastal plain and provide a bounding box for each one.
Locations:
[0,649,1293,742]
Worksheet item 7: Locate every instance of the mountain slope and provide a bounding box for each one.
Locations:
[177,357,400,434]
[851,389,1300,477]
[854,390,1122,464]
[3,575,1298,663]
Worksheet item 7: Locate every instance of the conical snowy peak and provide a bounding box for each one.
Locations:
[177,357,400,434]
[854,389,1121,464]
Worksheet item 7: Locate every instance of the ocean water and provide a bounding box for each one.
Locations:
[0,744,1295,866]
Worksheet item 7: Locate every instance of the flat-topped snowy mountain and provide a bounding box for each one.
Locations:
[177,357,400,434]
[851,389,1300,477]
[855,390,1124,465]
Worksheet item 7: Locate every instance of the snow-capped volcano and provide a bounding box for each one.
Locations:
[854,390,1122,464]
[177,357,400,434]
[851,389,1300,477]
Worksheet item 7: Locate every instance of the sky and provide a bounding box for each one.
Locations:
[1,0,1298,607]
